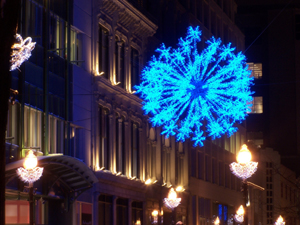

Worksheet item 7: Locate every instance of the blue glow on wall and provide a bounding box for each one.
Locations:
[135,26,253,146]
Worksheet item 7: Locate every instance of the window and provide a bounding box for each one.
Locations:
[212,158,216,184]
[99,25,109,79]
[116,116,125,174]
[70,29,81,64]
[99,195,113,225]
[49,115,64,154]
[198,152,204,180]
[99,106,110,170]
[247,63,262,79]
[191,149,196,177]
[5,200,29,224]
[24,106,42,149]
[205,155,211,182]
[248,97,263,114]
[132,202,143,225]
[131,122,139,178]
[197,0,203,22]
[147,127,156,179]
[116,198,128,225]
[6,103,19,146]
[27,1,43,45]
[204,3,209,29]
[218,162,223,186]
[131,47,140,89]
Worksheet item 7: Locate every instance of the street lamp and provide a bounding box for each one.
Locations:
[164,188,181,225]
[234,205,244,224]
[230,144,258,225]
[16,150,43,225]
[275,215,285,225]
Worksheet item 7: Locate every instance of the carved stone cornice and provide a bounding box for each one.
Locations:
[99,0,157,38]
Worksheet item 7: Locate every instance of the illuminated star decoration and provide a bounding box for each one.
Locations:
[10,33,36,71]
[135,26,253,146]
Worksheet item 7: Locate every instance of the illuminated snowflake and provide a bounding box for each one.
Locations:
[10,33,36,71]
[135,26,253,146]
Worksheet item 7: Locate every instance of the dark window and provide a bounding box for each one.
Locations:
[132,201,143,225]
[99,25,109,79]
[131,122,139,178]
[99,106,110,169]
[191,149,196,177]
[117,198,128,225]
[131,48,140,89]
[198,152,204,180]
[98,195,113,225]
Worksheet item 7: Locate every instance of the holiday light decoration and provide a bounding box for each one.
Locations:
[135,26,253,147]
[16,150,43,186]
[10,33,36,71]
[230,144,258,180]
[151,210,158,224]
[164,188,181,210]
[234,205,244,223]
[275,215,285,225]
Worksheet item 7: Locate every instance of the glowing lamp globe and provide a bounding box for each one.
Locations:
[23,150,37,170]
[214,217,220,225]
[275,215,285,225]
[152,210,158,217]
[168,188,177,200]
[237,205,244,215]
[237,144,251,164]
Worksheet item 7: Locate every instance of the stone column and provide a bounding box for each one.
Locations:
[92,192,100,225]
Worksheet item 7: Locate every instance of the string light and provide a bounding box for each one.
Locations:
[135,26,253,147]
[10,33,36,71]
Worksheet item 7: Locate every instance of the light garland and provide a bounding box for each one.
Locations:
[163,188,181,210]
[230,161,258,180]
[10,33,36,71]
[16,166,43,184]
[234,205,244,223]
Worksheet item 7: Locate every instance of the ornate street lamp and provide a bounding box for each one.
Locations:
[234,205,244,224]
[275,215,285,225]
[16,150,43,225]
[230,144,258,225]
[164,188,181,225]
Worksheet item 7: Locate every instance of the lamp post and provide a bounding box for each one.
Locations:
[275,215,285,225]
[230,144,258,225]
[164,188,181,225]
[16,150,43,225]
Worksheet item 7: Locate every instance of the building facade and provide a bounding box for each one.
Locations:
[4,0,260,225]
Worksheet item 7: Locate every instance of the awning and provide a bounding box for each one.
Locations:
[5,154,98,197]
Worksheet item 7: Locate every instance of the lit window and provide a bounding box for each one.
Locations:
[248,96,263,114]
[247,63,262,79]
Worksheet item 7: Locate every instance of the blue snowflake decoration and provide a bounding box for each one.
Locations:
[135,26,253,146]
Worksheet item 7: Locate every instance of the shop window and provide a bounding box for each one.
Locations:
[117,198,128,225]
[132,201,143,225]
[5,200,29,224]
[99,195,113,225]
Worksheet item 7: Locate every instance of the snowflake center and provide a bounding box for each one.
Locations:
[189,80,208,99]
